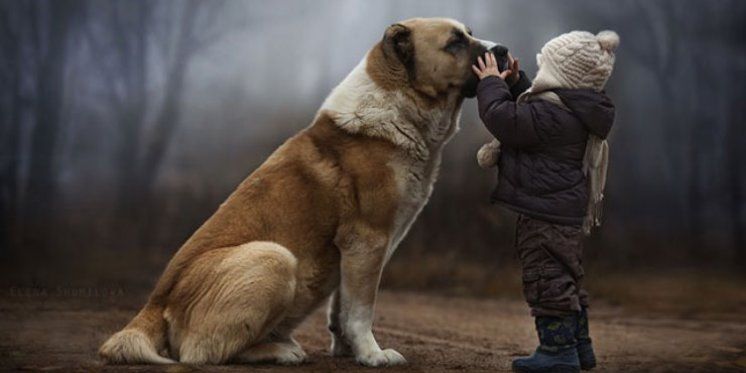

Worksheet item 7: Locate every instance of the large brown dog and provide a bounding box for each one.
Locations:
[100,18,496,367]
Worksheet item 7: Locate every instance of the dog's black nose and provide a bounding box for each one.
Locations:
[490,44,508,57]
[489,45,510,72]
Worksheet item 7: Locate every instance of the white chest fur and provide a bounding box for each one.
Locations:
[321,54,461,263]
[384,153,441,263]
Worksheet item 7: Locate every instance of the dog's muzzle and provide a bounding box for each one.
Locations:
[462,40,510,98]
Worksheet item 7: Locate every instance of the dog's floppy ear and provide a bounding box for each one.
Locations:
[382,23,414,71]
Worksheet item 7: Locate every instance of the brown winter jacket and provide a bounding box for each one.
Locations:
[476,74,615,225]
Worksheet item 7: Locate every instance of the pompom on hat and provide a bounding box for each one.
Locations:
[533,30,619,92]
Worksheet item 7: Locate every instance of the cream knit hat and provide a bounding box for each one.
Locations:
[533,30,619,92]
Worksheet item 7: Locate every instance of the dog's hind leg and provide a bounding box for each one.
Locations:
[171,241,297,364]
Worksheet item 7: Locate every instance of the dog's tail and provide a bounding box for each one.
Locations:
[99,303,175,364]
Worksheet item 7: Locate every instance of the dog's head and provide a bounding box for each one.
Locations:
[369,18,504,100]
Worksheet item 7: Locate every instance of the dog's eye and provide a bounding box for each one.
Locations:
[444,37,466,54]
[445,42,464,53]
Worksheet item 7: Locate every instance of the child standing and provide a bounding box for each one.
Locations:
[471,31,619,373]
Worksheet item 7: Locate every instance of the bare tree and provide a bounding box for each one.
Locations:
[0,2,24,254]
[82,0,243,247]
[723,9,746,269]
[0,1,84,254]
[82,1,151,240]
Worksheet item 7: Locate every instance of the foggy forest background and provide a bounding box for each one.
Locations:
[1,0,745,294]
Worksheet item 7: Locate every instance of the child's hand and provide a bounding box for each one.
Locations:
[505,53,520,86]
[472,52,512,81]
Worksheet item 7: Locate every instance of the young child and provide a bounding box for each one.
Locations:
[471,30,619,373]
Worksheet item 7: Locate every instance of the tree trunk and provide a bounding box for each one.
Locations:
[22,1,79,253]
[112,2,150,246]
[135,1,198,247]
[0,34,22,256]
[727,106,746,270]
[0,73,23,252]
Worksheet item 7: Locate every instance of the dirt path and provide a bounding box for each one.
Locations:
[1,290,744,372]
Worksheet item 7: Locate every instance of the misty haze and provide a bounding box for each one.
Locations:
[1,1,745,371]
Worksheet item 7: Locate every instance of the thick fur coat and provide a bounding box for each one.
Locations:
[99,18,495,367]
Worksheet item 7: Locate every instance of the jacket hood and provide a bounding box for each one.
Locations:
[554,89,615,139]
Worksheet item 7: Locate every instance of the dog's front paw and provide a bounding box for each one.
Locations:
[356,348,406,367]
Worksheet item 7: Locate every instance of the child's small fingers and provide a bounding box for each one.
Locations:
[471,65,482,75]
[477,57,486,70]
[485,53,493,67]
[489,53,497,67]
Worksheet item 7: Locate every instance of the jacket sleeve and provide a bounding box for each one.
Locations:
[476,76,541,148]
[509,70,532,100]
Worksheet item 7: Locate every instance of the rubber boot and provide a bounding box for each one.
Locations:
[512,315,580,373]
[576,307,597,370]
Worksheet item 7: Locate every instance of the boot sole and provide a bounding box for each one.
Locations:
[512,364,580,373]
[580,362,597,370]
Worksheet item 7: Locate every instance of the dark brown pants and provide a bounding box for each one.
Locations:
[516,214,588,317]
